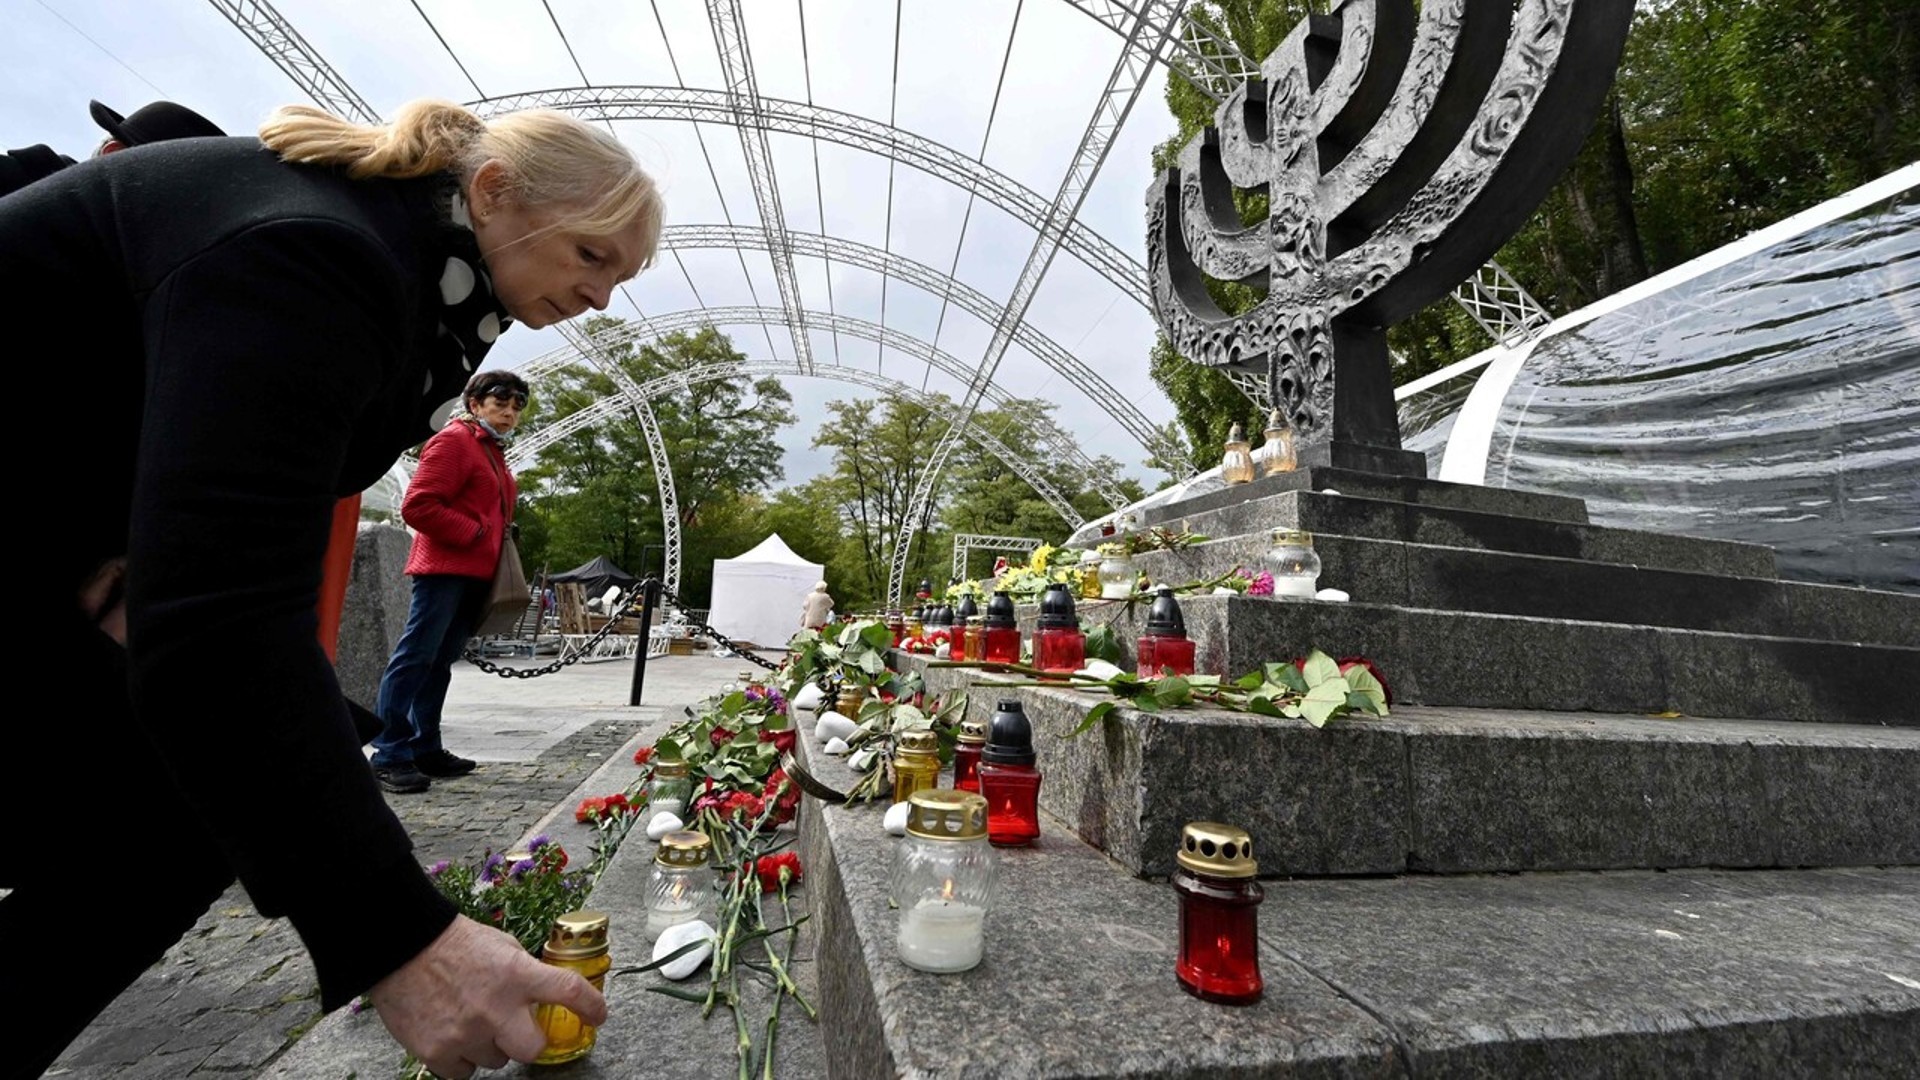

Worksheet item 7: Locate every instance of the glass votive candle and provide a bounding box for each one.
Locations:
[647,755,691,821]
[1173,822,1264,1005]
[981,591,1021,664]
[1261,529,1321,598]
[534,910,611,1064]
[892,729,942,804]
[1097,545,1138,599]
[978,700,1042,847]
[892,790,996,973]
[1136,586,1196,677]
[951,717,987,793]
[645,831,714,941]
[1033,583,1085,675]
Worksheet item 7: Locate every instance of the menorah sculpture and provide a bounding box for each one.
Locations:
[1148,0,1634,478]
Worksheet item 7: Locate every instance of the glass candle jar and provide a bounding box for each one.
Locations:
[963,616,985,662]
[978,700,1042,847]
[1097,547,1137,600]
[534,910,611,1064]
[1220,422,1255,485]
[1033,583,1085,675]
[1136,586,1196,677]
[1078,549,1103,600]
[886,609,906,647]
[837,686,868,723]
[892,790,996,973]
[952,717,987,793]
[1173,822,1264,1005]
[1252,407,1297,476]
[1261,529,1322,598]
[892,729,942,804]
[982,591,1021,664]
[647,756,692,823]
[645,831,715,942]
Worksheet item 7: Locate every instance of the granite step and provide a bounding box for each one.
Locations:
[795,720,1920,1079]
[1142,487,1778,579]
[971,594,1914,726]
[1128,534,1915,648]
[887,656,1920,878]
[1128,465,1594,530]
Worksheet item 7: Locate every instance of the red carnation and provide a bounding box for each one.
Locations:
[753,852,804,892]
[574,796,606,823]
[710,726,736,748]
[764,768,801,825]
[759,728,797,754]
[633,746,655,766]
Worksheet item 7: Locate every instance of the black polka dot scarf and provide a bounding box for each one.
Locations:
[420,183,515,433]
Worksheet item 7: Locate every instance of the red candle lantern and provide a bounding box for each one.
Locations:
[1173,821,1264,1005]
[952,717,987,793]
[1032,582,1085,675]
[981,591,1021,665]
[1136,586,1196,678]
[977,700,1042,847]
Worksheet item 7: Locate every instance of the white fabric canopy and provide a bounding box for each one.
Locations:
[707,534,824,650]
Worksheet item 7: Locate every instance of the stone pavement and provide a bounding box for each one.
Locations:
[43,651,759,1080]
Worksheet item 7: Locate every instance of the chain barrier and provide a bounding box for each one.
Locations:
[463,579,781,678]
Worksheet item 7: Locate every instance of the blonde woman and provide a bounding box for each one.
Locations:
[1,99,662,1079]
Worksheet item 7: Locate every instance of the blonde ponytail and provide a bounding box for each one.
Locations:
[259,99,663,265]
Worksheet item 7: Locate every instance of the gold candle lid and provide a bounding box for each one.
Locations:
[652,756,689,778]
[655,830,713,867]
[1264,407,1290,435]
[957,718,987,745]
[1269,528,1313,547]
[544,910,610,959]
[1177,821,1257,878]
[897,729,939,754]
[905,789,988,841]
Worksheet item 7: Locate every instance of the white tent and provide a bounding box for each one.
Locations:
[707,534,825,650]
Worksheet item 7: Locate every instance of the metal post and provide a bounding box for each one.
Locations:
[629,577,662,706]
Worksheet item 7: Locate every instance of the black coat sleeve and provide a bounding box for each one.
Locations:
[124,217,455,1009]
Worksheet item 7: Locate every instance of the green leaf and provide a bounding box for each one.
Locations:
[1068,700,1118,737]
[1153,675,1193,708]
[1265,662,1309,693]
[1300,650,1343,688]
[1235,671,1266,691]
[1185,674,1222,690]
[1345,690,1387,716]
[1299,679,1349,728]
[645,985,712,1003]
[1084,624,1125,664]
[1246,693,1285,718]
[623,937,709,974]
[856,650,888,676]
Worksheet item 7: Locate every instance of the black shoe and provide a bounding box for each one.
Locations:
[374,763,431,794]
[415,750,478,778]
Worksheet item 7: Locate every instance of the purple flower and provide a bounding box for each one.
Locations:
[481,852,506,884]
[349,999,369,1015]
[562,876,583,891]
[528,834,552,852]
[509,858,536,881]
[426,860,451,878]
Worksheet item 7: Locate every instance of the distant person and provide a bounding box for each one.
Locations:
[2,97,663,1079]
[801,580,834,630]
[0,98,222,196]
[370,369,531,796]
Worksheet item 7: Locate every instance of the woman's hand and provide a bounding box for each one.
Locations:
[367,916,606,1078]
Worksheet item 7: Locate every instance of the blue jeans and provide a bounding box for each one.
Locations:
[372,574,486,768]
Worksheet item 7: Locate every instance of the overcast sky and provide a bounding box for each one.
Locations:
[6,0,1187,493]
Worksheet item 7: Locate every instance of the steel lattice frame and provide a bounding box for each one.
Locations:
[516,306,1111,518]
[950,534,1045,583]
[662,224,1192,474]
[212,0,1558,608]
[553,322,683,603]
[706,0,815,376]
[885,0,1189,605]
[507,360,1086,530]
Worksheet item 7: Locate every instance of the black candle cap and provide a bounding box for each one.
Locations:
[983,699,1035,765]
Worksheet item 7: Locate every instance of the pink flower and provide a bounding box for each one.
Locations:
[1246,571,1275,597]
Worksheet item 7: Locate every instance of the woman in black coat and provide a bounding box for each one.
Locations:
[0,99,662,1078]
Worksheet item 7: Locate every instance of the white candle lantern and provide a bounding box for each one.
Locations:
[891,789,997,973]
[1261,528,1322,598]
[645,830,715,941]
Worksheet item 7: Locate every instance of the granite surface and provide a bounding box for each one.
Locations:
[335,522,413,711]
[1153,489,1777,579]
[796,719,1920,1078]
[887,665,1920,878]
[1138,466,1592,527]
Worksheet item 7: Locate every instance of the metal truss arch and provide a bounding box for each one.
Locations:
[887,0,1188,607]
[519,308,1127,514]
[508,359,1086,530]
[662,224,1193,476]
[951,534,1045,583]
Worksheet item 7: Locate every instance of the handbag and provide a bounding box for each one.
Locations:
[474,436,530,637]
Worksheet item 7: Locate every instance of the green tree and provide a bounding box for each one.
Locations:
[513,320,795,604]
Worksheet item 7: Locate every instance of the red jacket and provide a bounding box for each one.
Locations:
[402,419,516,578]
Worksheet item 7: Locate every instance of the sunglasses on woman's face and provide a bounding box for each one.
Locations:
[484,389,529,409]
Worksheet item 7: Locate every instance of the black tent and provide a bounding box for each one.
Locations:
[550,555,639,601]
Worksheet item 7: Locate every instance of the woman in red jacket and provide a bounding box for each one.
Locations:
[372,369,530,794]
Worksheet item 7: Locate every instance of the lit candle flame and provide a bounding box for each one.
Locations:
[669,876,688,901]
[940,877,956,901]
[1216,934,1232,956]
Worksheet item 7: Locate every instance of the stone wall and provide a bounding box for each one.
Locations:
[335,523,412,710]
